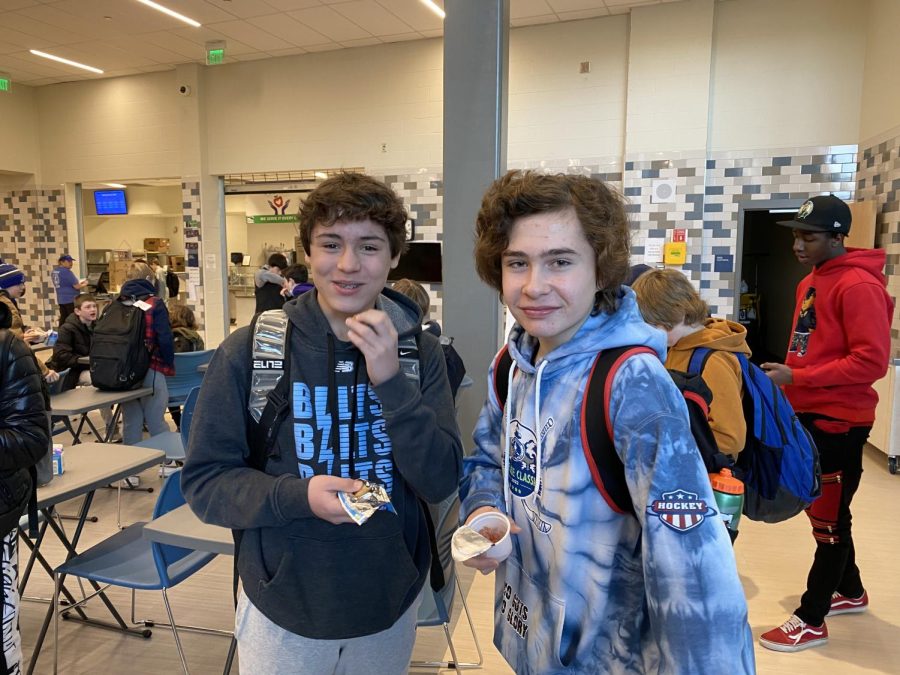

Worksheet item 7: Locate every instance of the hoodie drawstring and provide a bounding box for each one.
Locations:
[326,333,364,478]
[503,359,549,514]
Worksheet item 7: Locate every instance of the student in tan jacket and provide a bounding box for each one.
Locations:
[0,263,59,383]
[633,268,750,458]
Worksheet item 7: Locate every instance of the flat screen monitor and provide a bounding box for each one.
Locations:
[388,241,442,284]
[94,189,127,215]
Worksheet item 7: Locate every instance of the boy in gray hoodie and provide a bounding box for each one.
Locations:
[181,173,462,674]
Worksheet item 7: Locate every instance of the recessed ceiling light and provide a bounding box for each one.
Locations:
[134,0,201,28]
[29,50,103,74]
[104,183,127,188]
[420,0,445,20]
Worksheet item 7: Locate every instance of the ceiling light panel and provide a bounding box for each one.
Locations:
[134,0,201,28]
[29,50,104,74]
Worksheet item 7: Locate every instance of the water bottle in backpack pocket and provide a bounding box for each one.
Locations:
[90,296,152,391]
[688,348,821,523]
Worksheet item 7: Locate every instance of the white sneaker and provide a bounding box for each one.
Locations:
[115,475,141,489]
[159,461,181,477]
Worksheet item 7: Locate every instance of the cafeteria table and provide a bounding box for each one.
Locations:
[50,386,151,443]
[18,443,165,674]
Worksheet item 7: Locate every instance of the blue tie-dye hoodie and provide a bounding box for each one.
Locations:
[461,288,755,674]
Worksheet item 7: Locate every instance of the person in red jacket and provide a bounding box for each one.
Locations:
[759,194,894,653]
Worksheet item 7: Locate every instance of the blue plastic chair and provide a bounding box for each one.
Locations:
[412,494,483,674]
[166,350,214,407]
[52,471,216,674]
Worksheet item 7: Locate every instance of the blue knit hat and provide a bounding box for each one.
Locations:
[0,263,26,289]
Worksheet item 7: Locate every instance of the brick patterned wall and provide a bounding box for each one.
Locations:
[377,172,445,325]
[0,188,68,328]
[856,128,900,357]
[625,145,858,317]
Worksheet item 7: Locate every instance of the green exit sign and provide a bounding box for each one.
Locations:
[0,78,10,92]
[206,49,224,65]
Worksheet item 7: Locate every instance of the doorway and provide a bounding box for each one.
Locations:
[735,200,807,365]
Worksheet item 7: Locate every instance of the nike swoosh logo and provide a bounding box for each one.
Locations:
[399,350,414,356]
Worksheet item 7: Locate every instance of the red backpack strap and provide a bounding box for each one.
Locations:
[491,345,513,408]
[580,345,656,515]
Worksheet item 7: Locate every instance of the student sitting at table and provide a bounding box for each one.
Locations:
[0,262,59,384]
[47,294,118,438]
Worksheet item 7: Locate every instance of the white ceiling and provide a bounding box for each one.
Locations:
[0,0,683,87]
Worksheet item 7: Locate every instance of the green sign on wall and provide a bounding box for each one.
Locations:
[247,215,298,224]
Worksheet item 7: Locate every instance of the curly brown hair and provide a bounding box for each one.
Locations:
[474,170,631,315]
[298,173,408,258]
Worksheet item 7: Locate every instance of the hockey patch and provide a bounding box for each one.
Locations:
[646,489,715,533]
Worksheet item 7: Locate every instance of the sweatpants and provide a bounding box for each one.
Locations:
[235,589,422,675]
[2,529,21,674]
[122,369,170,445]
[795,415,869,627]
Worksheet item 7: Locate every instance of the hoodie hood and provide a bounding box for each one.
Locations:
[499,287,666,514]
[816,247,888,285]
[120,278,156,298]
[670,318,751,356]
[505,286,666,376]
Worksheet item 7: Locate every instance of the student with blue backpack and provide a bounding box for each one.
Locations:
[460,171,754,674]
[632,268,751,459]
[758,195,894,652]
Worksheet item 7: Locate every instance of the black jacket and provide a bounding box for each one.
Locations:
[47,313,92,390]
[0,330,50,535]
[254,283,285,314]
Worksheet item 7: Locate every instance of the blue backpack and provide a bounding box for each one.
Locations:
[688,348,821,523]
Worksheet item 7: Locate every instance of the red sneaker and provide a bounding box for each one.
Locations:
[828,590,868,616]
[759,614,828,652]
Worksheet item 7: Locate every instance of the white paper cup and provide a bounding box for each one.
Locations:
[465,512,512,562]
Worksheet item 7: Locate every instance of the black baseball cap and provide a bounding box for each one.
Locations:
[777,195,851,235]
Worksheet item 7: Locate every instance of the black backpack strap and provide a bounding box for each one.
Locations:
[582,346,655,516]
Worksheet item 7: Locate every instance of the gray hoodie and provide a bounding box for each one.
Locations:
[181,287,462,639]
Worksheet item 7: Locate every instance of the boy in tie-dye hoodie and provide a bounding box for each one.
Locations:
[460,171,755,674]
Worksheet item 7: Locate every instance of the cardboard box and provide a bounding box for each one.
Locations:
[108,259,132,291]
[143,238,170,252]
[169,255,185,273]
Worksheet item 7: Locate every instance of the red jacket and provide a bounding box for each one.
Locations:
[783,248,894,426]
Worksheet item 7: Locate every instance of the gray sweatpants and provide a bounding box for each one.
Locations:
[122,369,169,445]
[235,589,422,675]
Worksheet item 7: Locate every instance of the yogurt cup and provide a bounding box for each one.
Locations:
[459,511,513,562]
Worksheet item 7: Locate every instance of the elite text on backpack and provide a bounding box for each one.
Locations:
[688,348,821,523]
[90,294,151,391]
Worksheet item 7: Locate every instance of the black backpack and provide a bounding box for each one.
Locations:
[492,345,730,516]
[90,294,152,391]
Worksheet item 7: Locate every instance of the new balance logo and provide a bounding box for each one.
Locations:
[253,359,283,369]
[335,361,355,373]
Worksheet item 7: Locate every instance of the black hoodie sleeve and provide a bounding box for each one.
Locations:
[372,331,463,504]
[180,328,313,529]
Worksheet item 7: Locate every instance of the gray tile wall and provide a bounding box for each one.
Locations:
[0,188,68,328]
[856,132,900,356]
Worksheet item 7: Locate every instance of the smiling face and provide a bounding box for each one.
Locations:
[792,229,841,267]
[502,208,597,359]
[308,218,400,339]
